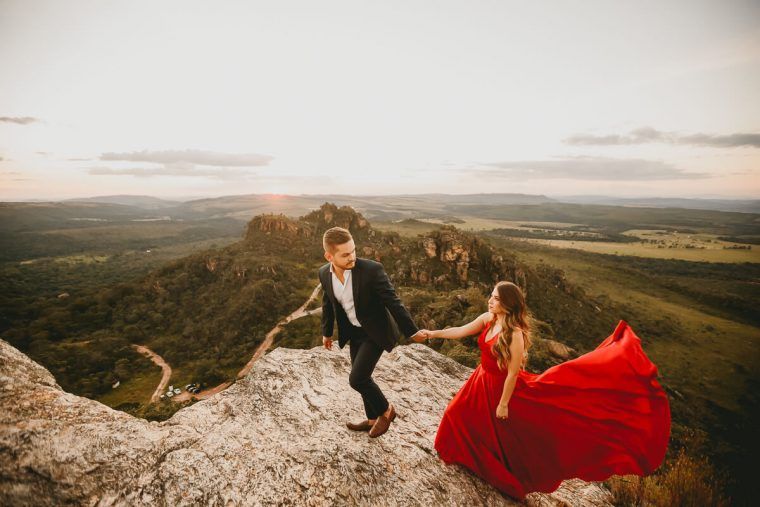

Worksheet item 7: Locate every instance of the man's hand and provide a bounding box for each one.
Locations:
[411,330,429,343]
[322,336,333,350]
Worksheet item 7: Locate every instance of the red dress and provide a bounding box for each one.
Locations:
[434,320,671,499]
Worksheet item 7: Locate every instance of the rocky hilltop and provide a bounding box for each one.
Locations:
[0,338,612,506]
[244,203,527,291]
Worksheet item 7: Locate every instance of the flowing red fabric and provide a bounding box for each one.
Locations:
[433,320,671,500]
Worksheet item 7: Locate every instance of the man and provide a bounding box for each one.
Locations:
[319,226,426,438]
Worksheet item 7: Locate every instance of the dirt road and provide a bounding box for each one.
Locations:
[131,344,172,403]
[236,283,322,379]
[171,283,322,402]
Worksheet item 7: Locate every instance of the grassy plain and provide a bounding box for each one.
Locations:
[96,366,162,408]
[516,237,759,263]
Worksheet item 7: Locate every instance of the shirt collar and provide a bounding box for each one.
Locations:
[329,263,351,276]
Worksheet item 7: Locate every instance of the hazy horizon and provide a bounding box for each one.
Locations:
[1,0,759,200]
[4,190,758,204]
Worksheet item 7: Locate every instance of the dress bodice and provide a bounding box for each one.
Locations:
[478,321,527,375]
[478,321,507,375]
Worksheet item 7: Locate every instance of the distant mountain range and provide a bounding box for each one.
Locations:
[64,195,184,209]
[55,193,760,214]
[3,194,757,247]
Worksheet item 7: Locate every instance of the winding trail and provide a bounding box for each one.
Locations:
[131,344,172,403]
[171,283,323,402]
[237,283,323,379]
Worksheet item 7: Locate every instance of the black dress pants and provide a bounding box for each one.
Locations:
[347,325,389,420]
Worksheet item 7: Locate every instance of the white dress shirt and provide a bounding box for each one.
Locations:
[330,263,361,327]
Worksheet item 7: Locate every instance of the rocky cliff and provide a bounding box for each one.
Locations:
[0,338,613,506]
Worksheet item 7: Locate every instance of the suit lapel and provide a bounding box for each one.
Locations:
[351,260,361,309]
[323,265,336,303]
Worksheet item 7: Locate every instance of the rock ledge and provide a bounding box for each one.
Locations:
[0,339,613,506]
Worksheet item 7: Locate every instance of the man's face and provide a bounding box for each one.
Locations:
[325,239,356,270]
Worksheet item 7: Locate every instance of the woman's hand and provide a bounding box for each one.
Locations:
[496,401,509,420]
[411,330,428,343]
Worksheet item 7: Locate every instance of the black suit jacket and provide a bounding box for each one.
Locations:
[320,258,419,352]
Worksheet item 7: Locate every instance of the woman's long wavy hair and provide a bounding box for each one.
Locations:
[489,281,532,371]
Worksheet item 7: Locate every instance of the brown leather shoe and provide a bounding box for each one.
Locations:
[346,419,373,431]
[369,404,396,438]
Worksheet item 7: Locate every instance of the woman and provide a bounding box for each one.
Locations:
[425,281,671,500]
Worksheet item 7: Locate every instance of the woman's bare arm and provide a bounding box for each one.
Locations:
[429,312,489,340]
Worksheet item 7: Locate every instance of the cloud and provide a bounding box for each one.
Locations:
[100,149,273,167]
[0,116,41,125]
[565,127,760,148]
[89,149,274,181]
[474,156,709,181]
[677,132,760,148]
[88,163,257,180]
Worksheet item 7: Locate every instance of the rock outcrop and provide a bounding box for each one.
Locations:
[242,204,528,294]
[301,203,373,239]
[392,226,526,290]
[0,338,613,506]
[243,204,378,256]
[244,213,314,241]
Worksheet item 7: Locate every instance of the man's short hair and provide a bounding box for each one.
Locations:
[323,227,353,252]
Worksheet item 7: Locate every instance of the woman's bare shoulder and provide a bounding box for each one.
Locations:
[478,312,491,325]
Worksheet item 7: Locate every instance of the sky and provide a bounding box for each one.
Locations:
[1,0,759,201]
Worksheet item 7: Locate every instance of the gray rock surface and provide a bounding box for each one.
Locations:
[0,338,613,506]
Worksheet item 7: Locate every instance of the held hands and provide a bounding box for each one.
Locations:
[412,330,432,343]
[322,336,333,350]
[496,401,509,420]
